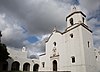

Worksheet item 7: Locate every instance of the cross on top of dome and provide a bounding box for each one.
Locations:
[73,6,76,10]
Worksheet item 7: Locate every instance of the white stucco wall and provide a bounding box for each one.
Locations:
[94,48,100,72]
[7,48,39,71]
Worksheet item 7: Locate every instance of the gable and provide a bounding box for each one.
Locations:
[45,31,62,43]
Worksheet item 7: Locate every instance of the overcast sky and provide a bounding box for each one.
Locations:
[0,0,100,58]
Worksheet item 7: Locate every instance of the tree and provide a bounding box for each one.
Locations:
[0,43,9,61]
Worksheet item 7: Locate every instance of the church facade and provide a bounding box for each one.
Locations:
[39,6,97,72]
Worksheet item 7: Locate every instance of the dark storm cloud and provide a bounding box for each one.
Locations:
[0,0,68,35]
[55,0,79,5]
[0,0,70,51]
[79,0,100,49]
[1,22,27,49]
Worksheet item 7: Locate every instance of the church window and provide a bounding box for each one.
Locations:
[42,62,45,68]
[71,56,75,63]
[82,17,84,23]
[88,41,90,47]
[96,56,97,59]
[53,42,56,46]
[70,34,73,38]
[70,18,73,25]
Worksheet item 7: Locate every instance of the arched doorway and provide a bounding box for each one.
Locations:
[33,64,39,71]
[53,60,57,71]
[11,61,20,71]
[23,63,30,71]
[2,61,8,71]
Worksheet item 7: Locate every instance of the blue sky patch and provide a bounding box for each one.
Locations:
[70,0,79,5]
[26,36,39,43]
[95,24,100,27]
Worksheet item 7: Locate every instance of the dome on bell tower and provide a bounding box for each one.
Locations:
[22,47,27,52]
[66,5,87,28]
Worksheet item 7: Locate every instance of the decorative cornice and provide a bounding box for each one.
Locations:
[39,53,46,56]
[45,23,92,43]
[66,11,86,21]
[81,23,92,32]
[50,54,59,58]
[63,23,92,34]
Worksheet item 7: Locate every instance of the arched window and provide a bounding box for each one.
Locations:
[71,56,75,63]
[53,60,57,71]
[42,62,45,68]
[82,17,84,23]
[53,42,56,46]
[33,64,39,71]
[11,61,20,71]
[70,18,73,25]
[88,41,90,48]
[23,63,30,71]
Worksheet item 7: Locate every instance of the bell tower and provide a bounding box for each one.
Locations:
[64,6,96,72]
[66,6,87,28]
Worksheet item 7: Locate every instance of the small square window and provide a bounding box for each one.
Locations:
[70,34,73,38]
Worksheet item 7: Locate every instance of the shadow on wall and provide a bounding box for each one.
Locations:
[0,61,8,71]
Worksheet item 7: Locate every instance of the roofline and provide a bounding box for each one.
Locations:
[66,11,86,21]
[45,30,63,43]
[39,53,46,56]
[45,23,92,43]
[63,23,92,34]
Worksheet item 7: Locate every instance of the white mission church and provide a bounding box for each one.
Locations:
[39,6,96,72]
[1,6,100,72]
